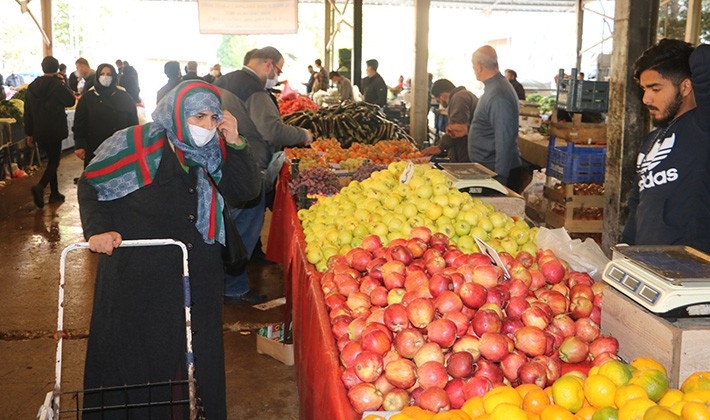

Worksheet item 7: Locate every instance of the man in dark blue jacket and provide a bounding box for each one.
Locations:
[622,40,710,253]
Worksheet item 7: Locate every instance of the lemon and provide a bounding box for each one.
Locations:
[630,357,668,376]
[658,389,685,408]
[598,360,633,387]
[551,375,585,413]
[614,384,648,409]
[591,406,619,420]
[682,389,710,403]
[681,371,710,393]
[576,406,597,420]
[629,368,670,402]
[681,401,710,420]
[584,374,618,408]
[490,403,527,420]
[642,405,681,420]
[539,404,577,420]
[617,396,656,420]
[461,396,486,418]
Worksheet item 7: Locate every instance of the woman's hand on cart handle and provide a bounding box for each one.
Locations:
[88,232,123,255]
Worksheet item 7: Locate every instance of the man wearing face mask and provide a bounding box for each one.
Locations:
[216,46,313,305]
[75,57,96,96]
[73,63,139,168]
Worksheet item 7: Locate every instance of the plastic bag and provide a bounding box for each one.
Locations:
[522,168,547,211]
[535,227,610,281]
[280,81,298,101]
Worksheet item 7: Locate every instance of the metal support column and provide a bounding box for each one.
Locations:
[353,0,362,89]
[411,0,430,148]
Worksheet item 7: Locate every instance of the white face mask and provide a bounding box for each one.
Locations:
[265,78,278,90]
[188,124,217,147]
[98,75,112,87]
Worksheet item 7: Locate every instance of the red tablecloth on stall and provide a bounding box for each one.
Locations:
[266,164,358,420]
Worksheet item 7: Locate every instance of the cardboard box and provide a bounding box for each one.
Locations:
[601,287,710,387]
[256,323,294,366]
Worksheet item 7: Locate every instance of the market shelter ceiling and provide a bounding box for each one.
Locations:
[315,0,578,13]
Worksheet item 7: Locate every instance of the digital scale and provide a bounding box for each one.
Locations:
[603,245,710,318]
[437,163,509,195]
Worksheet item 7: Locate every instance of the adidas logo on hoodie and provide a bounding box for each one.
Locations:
[637,132,679,191]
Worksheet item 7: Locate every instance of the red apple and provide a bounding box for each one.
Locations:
[575,317,601,343]
[361,234,383,253]
[434,290,463,314]
[428,272,453,298]
[485,285,509,307]
[515,250,535,268]
[452,335,481,360]
[500,351,528,384]
[369,286,389,307]
[478,332,510,362]
[518,360,548,387]
[444,249,464,266]
[404,270,430,293]
[569,283,595,301]
[505,296,531,319]
[514,326,548,357]
[347,382,383,414]
[407,297,435,328]
[550,314,577,338]
[382,388,410,411]
[416,386,450,413]
[535,289,568,315]
[406,237,428,259]
[458,282,488,309]
[462,376,493,399]
[504,277,531,298]
[472,265,503,289]
[417,360,449,389]
[444,310,470,337]
[473,359,505,386]
[413,342,445,367]
[569,296,594,320]
[393,327,425,359]
[592,351,621,366]
[340,340,363,368]
[558,336,590,364]
[362,329,392,356]
[521,305,551,330]
[531,355,562,386]
[427,318,458,349]
[446,351,475,379]
[384,358,417,389]
[409,226,432,244]
[588,335,619,359]
[567,271,594,288]
[425,254,447,275]
[383,303,409,332]
[354,350,384,382]
[471,309,502,337]
[540,258,566,284]
[501,316,525,337]
[366,257,386,280]
[445,378,467,409]
[528,268,547,291]
[390,245,414,266]
[347,317,367,341]
[347,248,373,272]
[342,366,364,389]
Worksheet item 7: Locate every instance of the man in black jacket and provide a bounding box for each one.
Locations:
[24,56,77,208]
[622,40,710,253]
[361,59,387,107]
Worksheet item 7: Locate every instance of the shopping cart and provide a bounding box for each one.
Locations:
[37,239,204,419]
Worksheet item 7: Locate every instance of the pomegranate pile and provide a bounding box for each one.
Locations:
[320,228,618,414]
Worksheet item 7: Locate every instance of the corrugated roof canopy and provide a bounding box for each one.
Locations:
[342,0,578,13]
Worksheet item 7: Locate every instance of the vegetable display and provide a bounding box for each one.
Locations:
[283,101,414,147]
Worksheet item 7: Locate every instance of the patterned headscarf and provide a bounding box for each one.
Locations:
[84,80,228,245]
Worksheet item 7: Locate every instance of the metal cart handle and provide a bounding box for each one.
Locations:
[46,238,199,420]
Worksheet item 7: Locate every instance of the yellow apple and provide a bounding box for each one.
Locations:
[424,203,443,221]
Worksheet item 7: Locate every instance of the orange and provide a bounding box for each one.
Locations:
[629,368,670,402]
[591,406,619,420]
[642,405,681,420]
[681,372,710,393]
[363,415,388,420]
[524,386,553,414]
[617,396,656,420]
[630,357,668,376]
[681,401,710,420]
[614,384,648,409]
[518,383,546,400]
[552,375,586,413]
[597,361,633,387]
[669,400,688,416]
[584,374,618,408]
[658,389,685,408]
[399,406,436,420]
[461,396,486,418]
[540,404,577,420]
[431,409,473,420]
[575,406,597,420]
[483,385,523,414]
[490,402,528,420]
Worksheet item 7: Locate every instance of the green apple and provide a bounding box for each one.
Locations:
[490,227,508,240]
[399,220,412,236]
[315,260,328,273]
[424,203,443,221]
[409,215,426,228]
[447,193,464,208]
[415,198,430,213]
[478,216,494,232]
[436,215,453,227]
[520,241,538,256]
[457,235,475,252]
[433,182,450,197]
[454,220,471,236]
[353,223,370,238]
[433,194,449,207]
[461,210,479,226]
[322,246,339,261]
[325,229,339,244]
[438,223,456,238]
[387,216,404,233]
[354,208,370,223]
[442,204,460,219]
[371,222,388,238]
[402,202,418,219]
[350,236,363,248]
[490,211,508,228]
[500,236,519,255]
[383,193,401,210]
[338,230,353,246]
[470,226,489,242]
[416,184,433,199]
[509,226,530,245]
[306,247,323,265]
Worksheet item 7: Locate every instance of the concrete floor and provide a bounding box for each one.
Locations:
[0,151,299,419]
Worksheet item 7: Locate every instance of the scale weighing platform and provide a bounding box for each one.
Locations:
[603,245,710,318]
[437,163,509,196]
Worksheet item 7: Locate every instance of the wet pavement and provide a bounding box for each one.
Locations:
[0,151,299,419]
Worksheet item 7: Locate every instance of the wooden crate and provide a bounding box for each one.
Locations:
[544,183,604,232]
[550,112,607,144]
[601,287,710,387]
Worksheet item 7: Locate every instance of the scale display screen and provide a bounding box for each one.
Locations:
[614,246,710,283]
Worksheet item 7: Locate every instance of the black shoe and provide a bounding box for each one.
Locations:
[224,290,267,306]
[31,185,44,208]
[49,192,66,203]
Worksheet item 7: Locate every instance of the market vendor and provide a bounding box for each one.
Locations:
[622,40,710,254]
[422,78,478,163]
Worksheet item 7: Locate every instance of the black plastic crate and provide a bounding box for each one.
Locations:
[556,69,609,113]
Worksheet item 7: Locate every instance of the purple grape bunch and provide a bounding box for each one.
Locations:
[289,167,341,197]
[351,162,388,182]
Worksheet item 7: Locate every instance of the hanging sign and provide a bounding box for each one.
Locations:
[197,0,298,34]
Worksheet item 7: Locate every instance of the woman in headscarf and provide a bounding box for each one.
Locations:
[73,63,138,168]
[78,80,260,419]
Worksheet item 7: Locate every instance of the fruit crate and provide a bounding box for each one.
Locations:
[544,182,605,208]
[544,201,603,233]
[556,69,609,113]
[550,111,607,144]
[547,136,606,184]
[602,287,710,388]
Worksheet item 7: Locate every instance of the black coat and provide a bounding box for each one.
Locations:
[78,141,260,419]
[72,86,139,166]
[23,75,77,143]
[362,73,388,106]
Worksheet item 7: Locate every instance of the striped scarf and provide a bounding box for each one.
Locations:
[84,80,227,245]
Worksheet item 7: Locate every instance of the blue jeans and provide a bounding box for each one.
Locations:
[224,186,266,297]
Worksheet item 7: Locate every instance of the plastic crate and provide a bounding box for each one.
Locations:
[547,136,606,183]
[556,69,609,113]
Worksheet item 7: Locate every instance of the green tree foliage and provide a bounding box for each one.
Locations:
[658,0,710,43]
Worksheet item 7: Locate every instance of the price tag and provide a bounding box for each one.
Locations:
[399,161,415,184]
[474,236,511,279]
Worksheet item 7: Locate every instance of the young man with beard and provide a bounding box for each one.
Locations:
[622,39,710,253]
